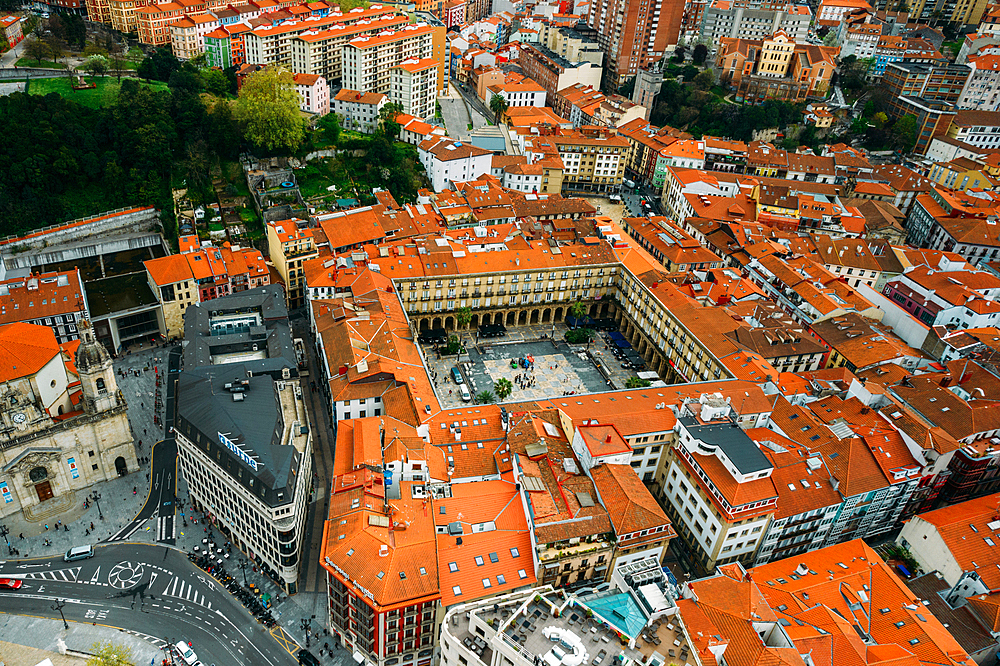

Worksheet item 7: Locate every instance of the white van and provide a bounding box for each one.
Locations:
[174,641,198,665]
[459,383,472,402]
[64,545,94,562]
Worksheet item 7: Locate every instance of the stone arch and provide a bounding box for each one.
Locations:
[530,310,540,324]
[600,302,610,318]
[471,314,480,328]
[480,313,491,326]
[542,308,552,323]
[506,311,516,325]
[29,466,48,483]
[419,319,430,331]
[445,316,455,330]
[554,307,564,322]
[518,311,528,326]
[433,317,442,330]
[589,303,599,317]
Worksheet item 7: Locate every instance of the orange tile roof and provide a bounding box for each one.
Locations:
[0,270,87,326]
[589,463,673,544]
[749,540,975,666]
[0,322,62,383]
[144,253,195,287]
[908,493,1000,591]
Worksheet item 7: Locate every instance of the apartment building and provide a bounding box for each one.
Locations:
[170,12,220,59]
[144,240,270,337]
[585,0,684,85]
[816,0,871,22]
[0,269,90,344]
[884,61,972,105]
[292,72,328,115]
[288,13,410,82]
[908,0,988,28]
[905,187,1000,262]
[947,109,1000,148]
[621,216,723,273]
[390,58,440,120]
[700,0,811,44]
[484,74,547,109]
[175,287,311,595]
[332,89,387,132]
[418,136,493,191]
[547,130,628,194]
[135,2,188,46]
[342,24,435,95]
[882,265,1000,329]
[266,219,318,309]
[516,43,602,102]
[720,32,837,103]
[659,395,777,575]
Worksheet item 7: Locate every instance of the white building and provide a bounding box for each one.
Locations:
[418,136,493,191]
[958,53,1000,111]
[332,89,387,133]
[486,77,547,108]
[169,12,219,59]
[390,57,439,120]
[292,73,329,115]
[342,23,435,95]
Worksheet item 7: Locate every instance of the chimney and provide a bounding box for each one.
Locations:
[605,434,612,443]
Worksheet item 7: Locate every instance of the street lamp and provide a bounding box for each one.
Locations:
[52,599,68,630]
[237,557,249,586]
[0,524,9,555]
[90,490,103,520]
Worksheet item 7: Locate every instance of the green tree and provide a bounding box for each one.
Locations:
[489,93,509,124]
[565,328,594,344]
[86,640,135,666]
[456,306,472,329]
[445,335,464,355]
[235,66,305,152]
[84,54,109,78]
[23,38,49,65]
[618,76,636,97]
[672,45,686,63]
[625,376,651,389]
[200,68,230,96]
[137,47,180,82]
[317,112,341,145]
[378,101,404,139]
[892,115,917,152]
[693,69,714,91]
[692,43,708,65]
[570,300,588,322]
[475,390,495,405]
[44,35,65,64]
[494,378,513,401]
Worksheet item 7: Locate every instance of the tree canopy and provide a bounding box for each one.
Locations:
[86,640,135,666]
[235,66,305,153]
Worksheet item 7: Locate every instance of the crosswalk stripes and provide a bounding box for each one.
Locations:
[162,576,208,607]
[23,567,81,582]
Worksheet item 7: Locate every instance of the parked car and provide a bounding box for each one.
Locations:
[0,578,23,589]
[451,367,463,384]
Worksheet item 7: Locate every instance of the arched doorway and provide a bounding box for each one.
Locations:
[419,319,429,331]
[506,311,516,325]
[554,307,564,322]
[445,316,455,330]
[542,309,551,323]
[530,310,539,324]
[471,314,479,328]
[30,466,53,502]
[115,456,127,476]
[518,311,527,325]
[432,317,442,330]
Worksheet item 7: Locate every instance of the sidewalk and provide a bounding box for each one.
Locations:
[0,614,163,665]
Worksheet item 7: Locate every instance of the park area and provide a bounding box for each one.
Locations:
[25,77,169,108]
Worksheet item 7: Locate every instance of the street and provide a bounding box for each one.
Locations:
[0,543,299,665]
[438,82,489,140]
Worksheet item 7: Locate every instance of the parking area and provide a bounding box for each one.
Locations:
[422,323,652,408]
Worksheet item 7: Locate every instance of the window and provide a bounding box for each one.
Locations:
[475,556,484,566]
[449,562,458,572]
[489,552,499,563]
[497,574,506,585]
[453,585,462,596]
[518,569,527,579]
[510,547,520,558]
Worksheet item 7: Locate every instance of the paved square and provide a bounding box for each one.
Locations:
[482,354,589,401]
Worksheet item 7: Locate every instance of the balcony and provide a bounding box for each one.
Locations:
[538,539,610,561]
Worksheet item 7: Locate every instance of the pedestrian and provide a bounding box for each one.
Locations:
[44,524,48,531]
[86,529,89,536]
[19,533,23,540]
[64,525,68,532]
[90,522,94,530]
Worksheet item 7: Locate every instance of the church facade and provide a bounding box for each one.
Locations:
[0,320,135,520]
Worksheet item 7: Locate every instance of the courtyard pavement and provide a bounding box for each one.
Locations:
[421,322,648,408]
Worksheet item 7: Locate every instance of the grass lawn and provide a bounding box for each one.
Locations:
[125,46,145,68]
[27,76,170,108]
[17,58,67,69]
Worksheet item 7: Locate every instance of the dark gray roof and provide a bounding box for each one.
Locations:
[176,364,302,507]
[905,573,997,658]
[182,285,298,377]
[679,416,772,475]
[85,272,159,318]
